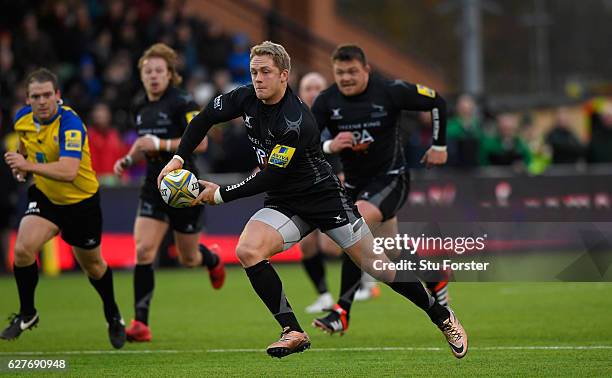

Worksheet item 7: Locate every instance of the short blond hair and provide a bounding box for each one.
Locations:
[138,43,182,86]
[250,41,291,73]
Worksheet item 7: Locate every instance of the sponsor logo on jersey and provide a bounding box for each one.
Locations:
[331,108,343,120]
[268,144,296,168]
[185,111,199,124]
[416,84,436,98]
[64,130,82,151]
[213,95,222,110]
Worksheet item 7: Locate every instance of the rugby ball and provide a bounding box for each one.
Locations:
[159,169,200,208]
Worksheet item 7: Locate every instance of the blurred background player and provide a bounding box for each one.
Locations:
[298,72,344,313]
[113,43,225,342]
[312,44,451,335]
[1,68,126,348]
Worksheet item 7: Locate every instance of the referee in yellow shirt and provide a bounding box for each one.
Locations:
[1,68,126,349]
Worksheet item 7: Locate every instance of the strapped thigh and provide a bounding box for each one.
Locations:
[250,208,314,251]
[324,217,372,250]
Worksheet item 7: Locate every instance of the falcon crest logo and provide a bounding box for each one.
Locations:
[331,108,343,120]
[283,113,302,137]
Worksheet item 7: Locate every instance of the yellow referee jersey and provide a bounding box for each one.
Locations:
[14,105,99,205]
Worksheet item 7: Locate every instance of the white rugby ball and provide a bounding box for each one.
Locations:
[159,169,200,208]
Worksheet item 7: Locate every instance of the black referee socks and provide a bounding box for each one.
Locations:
[89,266,120,323]
[14,262,39,317]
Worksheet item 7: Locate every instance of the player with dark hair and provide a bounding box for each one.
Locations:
[113,43,225,342]
[2,68,126,348]
[312,44,451,335]
[159,41,467,359]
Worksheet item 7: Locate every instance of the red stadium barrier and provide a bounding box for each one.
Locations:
[9,232,303,271]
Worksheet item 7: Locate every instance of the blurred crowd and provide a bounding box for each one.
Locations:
[1,0,612,185]
[405,94,612,174]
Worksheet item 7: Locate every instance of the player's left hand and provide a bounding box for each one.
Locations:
[420,147,447,169]
[191,180,220,206]
[4,152,31,172]
[133,135,159,153]
[157,157,183,188]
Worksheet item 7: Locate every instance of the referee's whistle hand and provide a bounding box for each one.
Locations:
[157,157,183,188]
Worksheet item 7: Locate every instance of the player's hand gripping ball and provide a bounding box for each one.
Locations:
[159,169,200,208]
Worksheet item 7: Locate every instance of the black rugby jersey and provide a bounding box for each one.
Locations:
[312,74,447,179]
[132,86,200,182]
[177,85,338,202]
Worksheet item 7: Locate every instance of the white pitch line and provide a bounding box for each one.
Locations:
[0,346,610,356]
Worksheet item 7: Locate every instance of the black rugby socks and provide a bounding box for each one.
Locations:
[302,252,328,295]
[133,263,155,325]
[245,260,303,332]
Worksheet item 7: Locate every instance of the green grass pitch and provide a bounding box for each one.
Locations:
[0,263,610,377]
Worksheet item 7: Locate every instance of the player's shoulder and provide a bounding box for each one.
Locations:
[230,84,255,99]
[311,84,340,111]
[59,106,85,131]
[132,91,147,112]
[373,74,410,91]
[318,83,341,100]
[217,84,255,106]
[283,87,310,115]
[166,86,194,104]
[13,105,33,129]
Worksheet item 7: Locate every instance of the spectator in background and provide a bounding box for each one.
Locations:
[13,13,56,71]
[88,103,126,184]
[447,94,482,167]
[80,55,103,99]
[405,111,433,168]
[212,69,237,95]
[0,46,19,112]
[102,51,135,127]
[587,102,612,163]
[480,112,532,168]
[545,106,584,164]
[90,29,114,71]
[200,22,233,73]
[521,113,549,174]
[175,22,198,73]
[227,33,251,84]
